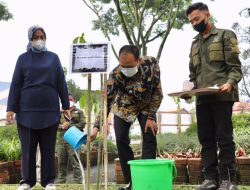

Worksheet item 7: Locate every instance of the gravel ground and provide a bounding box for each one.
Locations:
[59,163,115,184]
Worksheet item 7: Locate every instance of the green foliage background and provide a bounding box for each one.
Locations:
[157,114,250,156]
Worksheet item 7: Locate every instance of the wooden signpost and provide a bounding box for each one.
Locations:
[70,40,110,190]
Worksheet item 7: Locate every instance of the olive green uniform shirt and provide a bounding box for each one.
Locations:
[57,106,86,184]
[189,25,242,105]
[58,106,86,144]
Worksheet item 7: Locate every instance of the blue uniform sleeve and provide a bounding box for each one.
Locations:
[56,56,69,110]
[7,56,24,112]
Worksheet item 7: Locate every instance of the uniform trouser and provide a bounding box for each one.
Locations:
[57,142,82,183]
[17,123,58,187]
[196,101,236,182]
[114,113,157,184]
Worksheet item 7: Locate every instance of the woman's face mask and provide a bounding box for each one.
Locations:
[31,39,46,50]
[121,66,138,77]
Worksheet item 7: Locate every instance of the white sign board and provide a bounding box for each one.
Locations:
[70,42,110,73]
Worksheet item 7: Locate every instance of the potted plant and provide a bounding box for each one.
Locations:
[236,150,250,185]
[187,157,203,184]
[157,133,188,184]
[1,138,21,184]
[114,157,125,184]
[80,138,118,167]
[233,114,250,185]
[114,139,141,184]
[0,143,9,184]
[0,125,21,184]
[157,131,202,185]
[235,139,250,185]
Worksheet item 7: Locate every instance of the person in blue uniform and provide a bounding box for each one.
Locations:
[6,25,70,190]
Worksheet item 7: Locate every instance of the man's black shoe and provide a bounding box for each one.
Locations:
[118,183,132,190]
[196,179,218,190]
[218,180,238,190]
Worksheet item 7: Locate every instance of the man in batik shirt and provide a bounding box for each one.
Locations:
[92,44,163,190]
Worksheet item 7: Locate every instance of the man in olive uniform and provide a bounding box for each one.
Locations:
[57,93,86,184]
[185,3,242,190]
[92,45,163,190]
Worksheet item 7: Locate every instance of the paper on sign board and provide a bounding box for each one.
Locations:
[70,42,110,74]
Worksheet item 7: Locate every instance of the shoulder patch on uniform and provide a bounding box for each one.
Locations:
[191,48,199,56]
[212,36,220,42]
[229,38,240,54]
[192,42,198,49]
[230,38,238,45]
[231,46,240,54]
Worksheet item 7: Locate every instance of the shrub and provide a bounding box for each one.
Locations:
[231,114,250,155]
[185,122,197,136]
[1,138,21,161]
[0,125,18,140]
[157,132,201,158]
[156,114,250,158]
[91,138,117,154]
[0,125,21,161]
[232,114,250,135]
[0,143,8,161]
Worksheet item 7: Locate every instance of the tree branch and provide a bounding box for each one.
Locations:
[145,11,168,43]
[113,0,134,44]
[138,0,148,50]
[241,76,250,98]
[125,0,137,22]
[82,0,119,60]
[157,0,181,60]
[129,0,139,24]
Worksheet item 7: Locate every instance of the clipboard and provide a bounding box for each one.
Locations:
[168,87,220,97]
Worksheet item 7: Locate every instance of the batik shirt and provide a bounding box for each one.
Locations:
[107,56,163,123]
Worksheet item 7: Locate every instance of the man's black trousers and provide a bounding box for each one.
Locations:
[113,113,157,184]
[196,101,236,182]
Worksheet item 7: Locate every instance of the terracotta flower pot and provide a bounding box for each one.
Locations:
[236,157,250,185]
[114,155,141,184]
[187,158,203,184]
[0,161,20,184]
[174,158,188,184]
[0,162,10,184]
[114,158,125,184]
[8,161,17,184]
[14,160,22,177]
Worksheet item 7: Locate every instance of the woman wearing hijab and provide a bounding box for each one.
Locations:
[6,25,70,190]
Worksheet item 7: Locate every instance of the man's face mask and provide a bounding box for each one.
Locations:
[121,66,138,77]
[193,19,208,33]
[31,39,46,50]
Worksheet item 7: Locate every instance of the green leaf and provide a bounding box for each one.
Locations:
[0,3,13,21]
[73,33,87,44]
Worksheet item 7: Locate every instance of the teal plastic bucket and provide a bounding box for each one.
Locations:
[128,159,177,190]
[63,126,87,150]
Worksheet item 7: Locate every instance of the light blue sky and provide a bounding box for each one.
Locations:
[0,0,249,111]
